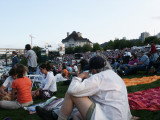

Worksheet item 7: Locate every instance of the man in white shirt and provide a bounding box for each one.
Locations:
[36,56,132,120]
[24,44,37,74]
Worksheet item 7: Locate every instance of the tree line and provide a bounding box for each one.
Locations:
[65,36,160,54]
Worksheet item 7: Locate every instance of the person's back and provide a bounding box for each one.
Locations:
[25,44,37,74]
[12,76,32,104]
[26,49,37,68]
[140,54,149,66]
[0,64,33,109]
[68,69,131,120]
[12,51,20,68]
[90,70,130,119]
[55,73,67,82]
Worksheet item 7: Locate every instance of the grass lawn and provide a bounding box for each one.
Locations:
[1,74,160,120]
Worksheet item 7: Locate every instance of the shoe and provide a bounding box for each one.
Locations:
[36,106,58,120]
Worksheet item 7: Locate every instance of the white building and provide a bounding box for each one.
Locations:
[156,32,160,38]
[62,31,92,48]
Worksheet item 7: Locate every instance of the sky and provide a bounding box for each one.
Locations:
[0,0,160,50]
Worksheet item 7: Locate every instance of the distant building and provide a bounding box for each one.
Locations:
[156,32,160,38]
[139,32,150,42]
[62,31,92,48]
[122,37,126,40]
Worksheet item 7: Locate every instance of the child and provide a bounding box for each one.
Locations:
[0,68,17,100]
[0,64,33,109]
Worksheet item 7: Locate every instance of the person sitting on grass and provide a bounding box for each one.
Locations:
[0,68,17,100]
[36,56,132,120]
[55,71,68,82]
[0,64,33,109]
[32,63,57,100]
[118,53,139,72]
[122,51,149,76]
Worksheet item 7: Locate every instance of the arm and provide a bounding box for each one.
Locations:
[1,77,10,95]
[0,86,7,95]
[24,50,29,59]
[68,72,99,97]
[11,88,17,101]
[43,74,54,90]
[32,88,41,97]
[23,49,26,58]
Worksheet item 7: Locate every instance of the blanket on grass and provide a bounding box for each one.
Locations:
[128,86,160,111]
[24,96,64,114]
[123,75,160,87]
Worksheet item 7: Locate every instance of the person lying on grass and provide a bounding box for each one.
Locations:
[36,56,132,120]
[0,64,33,109]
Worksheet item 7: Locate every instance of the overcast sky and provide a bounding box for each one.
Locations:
[0,0,160,50]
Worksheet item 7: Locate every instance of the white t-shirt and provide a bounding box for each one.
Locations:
[2,76,14,91]
[124,52,132,57]
[25,50,37,67]
[68,70,132,120]
[55,73,67,82]
[40,71,57,92]
[73,65,78,72]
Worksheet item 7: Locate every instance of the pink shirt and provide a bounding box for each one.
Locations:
[128,59,139,65]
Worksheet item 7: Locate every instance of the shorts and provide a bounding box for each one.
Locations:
[85,103,96,120]
[1,100,33,109]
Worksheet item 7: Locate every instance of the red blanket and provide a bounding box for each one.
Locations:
[128,86,160,111]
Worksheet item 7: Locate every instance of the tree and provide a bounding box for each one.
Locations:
[144,36,160,45]
[82,44,92,52]
[74,46,83,53]
[134,40,143,46]
[32,46,43,56]
[104,40,114,50]
[93,43,103,52]
[32,46,43,63]
[65,47,74,54]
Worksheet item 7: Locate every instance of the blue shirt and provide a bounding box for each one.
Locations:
[140,55,149,66]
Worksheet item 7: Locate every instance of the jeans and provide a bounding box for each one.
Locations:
[124,64,146,75]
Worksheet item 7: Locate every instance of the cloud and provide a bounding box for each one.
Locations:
[152,16,160,20]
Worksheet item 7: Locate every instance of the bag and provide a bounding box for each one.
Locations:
[39,90,56,100]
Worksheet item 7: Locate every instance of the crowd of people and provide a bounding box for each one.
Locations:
[0,42,159,120]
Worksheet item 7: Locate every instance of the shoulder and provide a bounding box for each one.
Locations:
[6,76,12,81]
[48,72,54,77]
[24,76,31,80]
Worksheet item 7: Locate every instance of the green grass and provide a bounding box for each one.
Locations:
[0,82,69,120]
[1,75,160,120]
